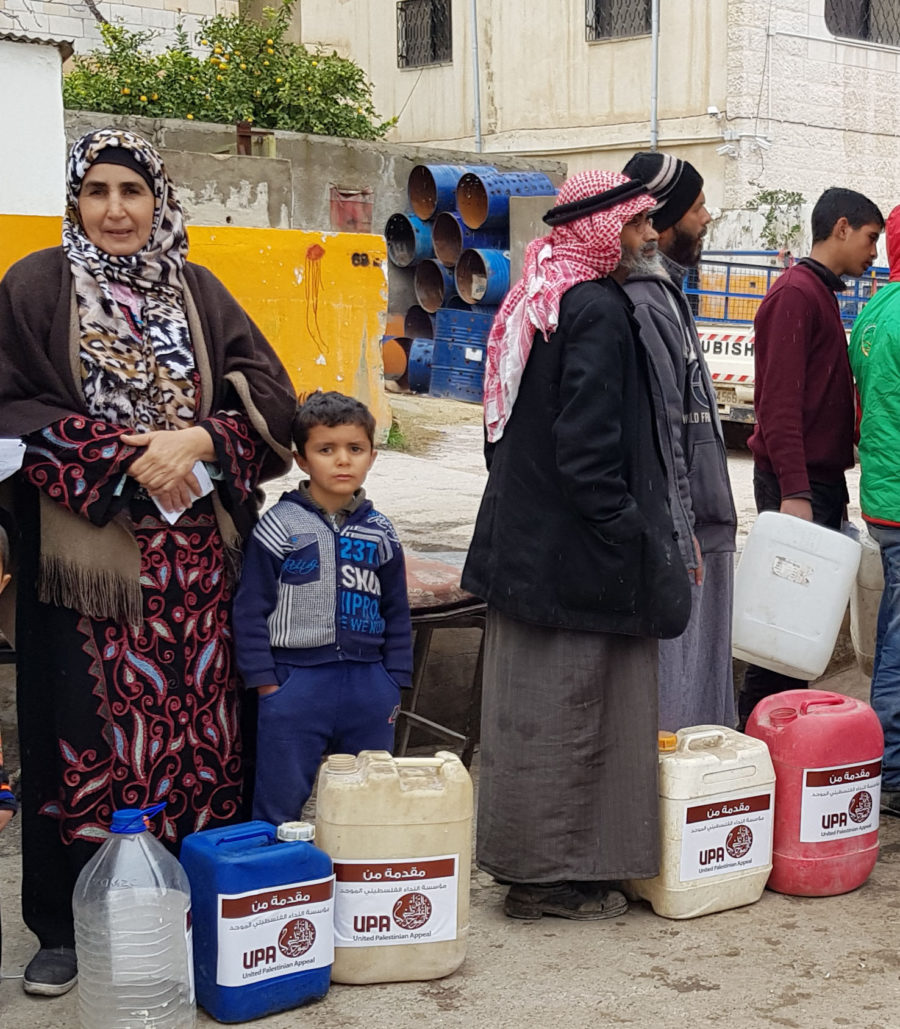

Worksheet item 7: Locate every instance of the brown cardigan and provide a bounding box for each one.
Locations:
[0,247,297,628]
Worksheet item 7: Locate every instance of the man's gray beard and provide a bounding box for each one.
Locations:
[620,246,665,278]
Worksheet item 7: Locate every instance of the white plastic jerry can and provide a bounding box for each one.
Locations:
[732,511,861,679]
[629,727,776,920]
[314,750,473,984]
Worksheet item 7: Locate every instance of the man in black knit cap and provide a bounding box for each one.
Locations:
[622,151,737,731]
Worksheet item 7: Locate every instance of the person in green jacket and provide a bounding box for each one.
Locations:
[848,203,900,816]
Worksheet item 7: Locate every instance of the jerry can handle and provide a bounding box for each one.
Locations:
[214,825,277,848]
[394,757,449,768]
[799,697,845,715]
[677,729,727,752]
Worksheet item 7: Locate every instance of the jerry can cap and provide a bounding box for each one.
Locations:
[658,731,677,753]
[277,820,316,842]
[109,802,166,834]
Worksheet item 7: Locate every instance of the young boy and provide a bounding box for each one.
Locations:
[233,391,412,824]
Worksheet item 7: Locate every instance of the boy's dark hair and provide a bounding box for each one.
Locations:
[811,188,884,243]
[292,391,376,454]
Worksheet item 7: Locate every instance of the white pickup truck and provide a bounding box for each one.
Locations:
[697,325,756,426]
[687,253,886,440]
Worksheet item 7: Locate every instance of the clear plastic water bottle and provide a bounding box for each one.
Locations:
[73,802,196,1029]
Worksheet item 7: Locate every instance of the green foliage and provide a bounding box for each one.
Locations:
[745,186,806,251]
[383,419,409,452]
[62,1,394,140]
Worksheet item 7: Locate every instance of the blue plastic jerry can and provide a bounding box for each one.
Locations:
[180,820,334,1023]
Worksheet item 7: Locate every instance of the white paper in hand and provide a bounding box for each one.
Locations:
[0,439,26,483]
[152,461,215,525]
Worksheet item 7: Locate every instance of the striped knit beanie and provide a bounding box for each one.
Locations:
[622,152,703,232]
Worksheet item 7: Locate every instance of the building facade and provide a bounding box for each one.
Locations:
[299,0,900,246]
[5,1,900,246]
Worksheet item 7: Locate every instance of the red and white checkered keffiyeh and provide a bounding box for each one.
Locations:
[483,169,656,443]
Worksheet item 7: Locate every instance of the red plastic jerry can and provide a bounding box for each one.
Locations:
[746,689,883,896]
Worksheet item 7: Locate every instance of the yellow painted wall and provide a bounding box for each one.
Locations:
[0,216,391,433]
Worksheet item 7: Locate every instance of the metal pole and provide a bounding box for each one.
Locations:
[471,0,483,152]
[649,0,660,150]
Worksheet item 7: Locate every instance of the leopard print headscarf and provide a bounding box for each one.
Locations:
[63,128,197,431]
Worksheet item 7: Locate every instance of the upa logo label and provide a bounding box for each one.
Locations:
[353,914,392,933]
[699,848,725,866]
[392,892,432,930]
[823,812,848,829]
[849,790,873,824]
[243,947,277,969]
[725,824,753,859]
[278,917,316,958]
[801,759,882,841]
[334,855,458,948]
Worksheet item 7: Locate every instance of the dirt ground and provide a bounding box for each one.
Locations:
[0,394,886,1029]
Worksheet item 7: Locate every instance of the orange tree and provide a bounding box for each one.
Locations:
[63,0,394,140]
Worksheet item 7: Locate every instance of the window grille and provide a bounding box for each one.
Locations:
[397,0,452,68]
[586,0,651,41]
[825,0,900,48]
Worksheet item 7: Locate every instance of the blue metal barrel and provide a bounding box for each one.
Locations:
[472,304,499,320]
[455,248,510,306]
[445,295,473,311]
[432,336,487,369]
[384,212,433,267]
[407,338,434,393]
[414,258,455,313]
[403,304,436,340]
[429,365,485,404]
[407,163,496,220]
[432,211,510,267]
[456,170,557,229]
[434,307,495,345]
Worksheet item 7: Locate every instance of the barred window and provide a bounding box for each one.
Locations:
[586,0,651,41]
[397,0,452,68]
[825,0,900,48]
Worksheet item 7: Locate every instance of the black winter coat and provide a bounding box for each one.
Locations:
[462,277,691,639]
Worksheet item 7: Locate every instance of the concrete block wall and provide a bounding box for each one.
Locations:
[64,110,564,232]
[64,110,565,310]
[723,0,900,219]
[0,0,237,52]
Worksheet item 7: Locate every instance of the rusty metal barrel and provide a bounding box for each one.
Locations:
[432,210,509,267]
[414,258,455,313]
[407,164,496,220]
[455,248,510,306]
[385,212,433,267]
[456,170,557,229]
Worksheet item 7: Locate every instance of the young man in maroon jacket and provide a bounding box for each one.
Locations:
[738,187,884,728]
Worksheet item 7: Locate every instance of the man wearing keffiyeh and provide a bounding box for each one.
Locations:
[463,170,691,921]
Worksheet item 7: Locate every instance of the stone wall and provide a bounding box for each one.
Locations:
[0,0,237,52]
[724,0,900,221]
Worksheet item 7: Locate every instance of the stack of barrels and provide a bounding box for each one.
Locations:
[382,164,557,402]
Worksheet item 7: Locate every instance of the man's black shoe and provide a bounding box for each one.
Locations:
[504,880,628,921]
[881,790,900,817]
[22,946,77,997]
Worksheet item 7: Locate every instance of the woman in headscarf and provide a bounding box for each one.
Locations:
[0,128,297,995]
[463,170,690,921]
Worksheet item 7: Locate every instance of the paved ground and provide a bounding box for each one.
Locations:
[0,394,891,1029]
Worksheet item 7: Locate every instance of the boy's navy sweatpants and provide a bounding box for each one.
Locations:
[252,659,401,825]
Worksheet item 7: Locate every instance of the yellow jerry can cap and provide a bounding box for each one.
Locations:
[658,731,677,753]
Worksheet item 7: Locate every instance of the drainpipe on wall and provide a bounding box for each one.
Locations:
[471,0,483,152]
[649,0,660,150]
